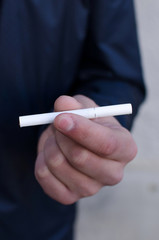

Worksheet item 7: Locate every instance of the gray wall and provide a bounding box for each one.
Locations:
[76,1,159,239]
[133,0,159,167]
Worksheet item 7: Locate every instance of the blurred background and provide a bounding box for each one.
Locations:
[75,1,159,239]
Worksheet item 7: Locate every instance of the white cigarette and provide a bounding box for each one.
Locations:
[19,103,132,127]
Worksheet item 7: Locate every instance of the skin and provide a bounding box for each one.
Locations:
[35,95,137,205]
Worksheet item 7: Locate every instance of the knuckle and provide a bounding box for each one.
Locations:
[128,141,138,162]
[79,181,100,198]
[109,167,124,186]
[122,129,138,162]
[100,135,118,156]
[35,164,50,182]
[70,147,89,168]
[47,155,64,169]
[60,196,78,205]
[55,189,79,205]
[44,142,65,169]
[122,132,138,163]
[35,153,50,181]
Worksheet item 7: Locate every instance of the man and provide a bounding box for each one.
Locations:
[0,0,145,239]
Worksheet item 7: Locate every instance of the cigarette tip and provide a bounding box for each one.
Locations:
[19,117,22,127]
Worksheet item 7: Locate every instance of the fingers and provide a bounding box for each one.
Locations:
[54,95,97,112]
[54,113,137,162]
[35,152,77,205]
[55,131,124,186]
[35,134,102,204]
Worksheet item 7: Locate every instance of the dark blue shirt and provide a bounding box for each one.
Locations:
[0,1,145,239]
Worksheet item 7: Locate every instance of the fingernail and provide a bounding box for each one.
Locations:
[56,115,74,132]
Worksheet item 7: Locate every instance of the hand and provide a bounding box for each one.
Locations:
[35,95,137,205]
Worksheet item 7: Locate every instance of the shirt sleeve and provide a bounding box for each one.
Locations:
[70,0,146,130]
